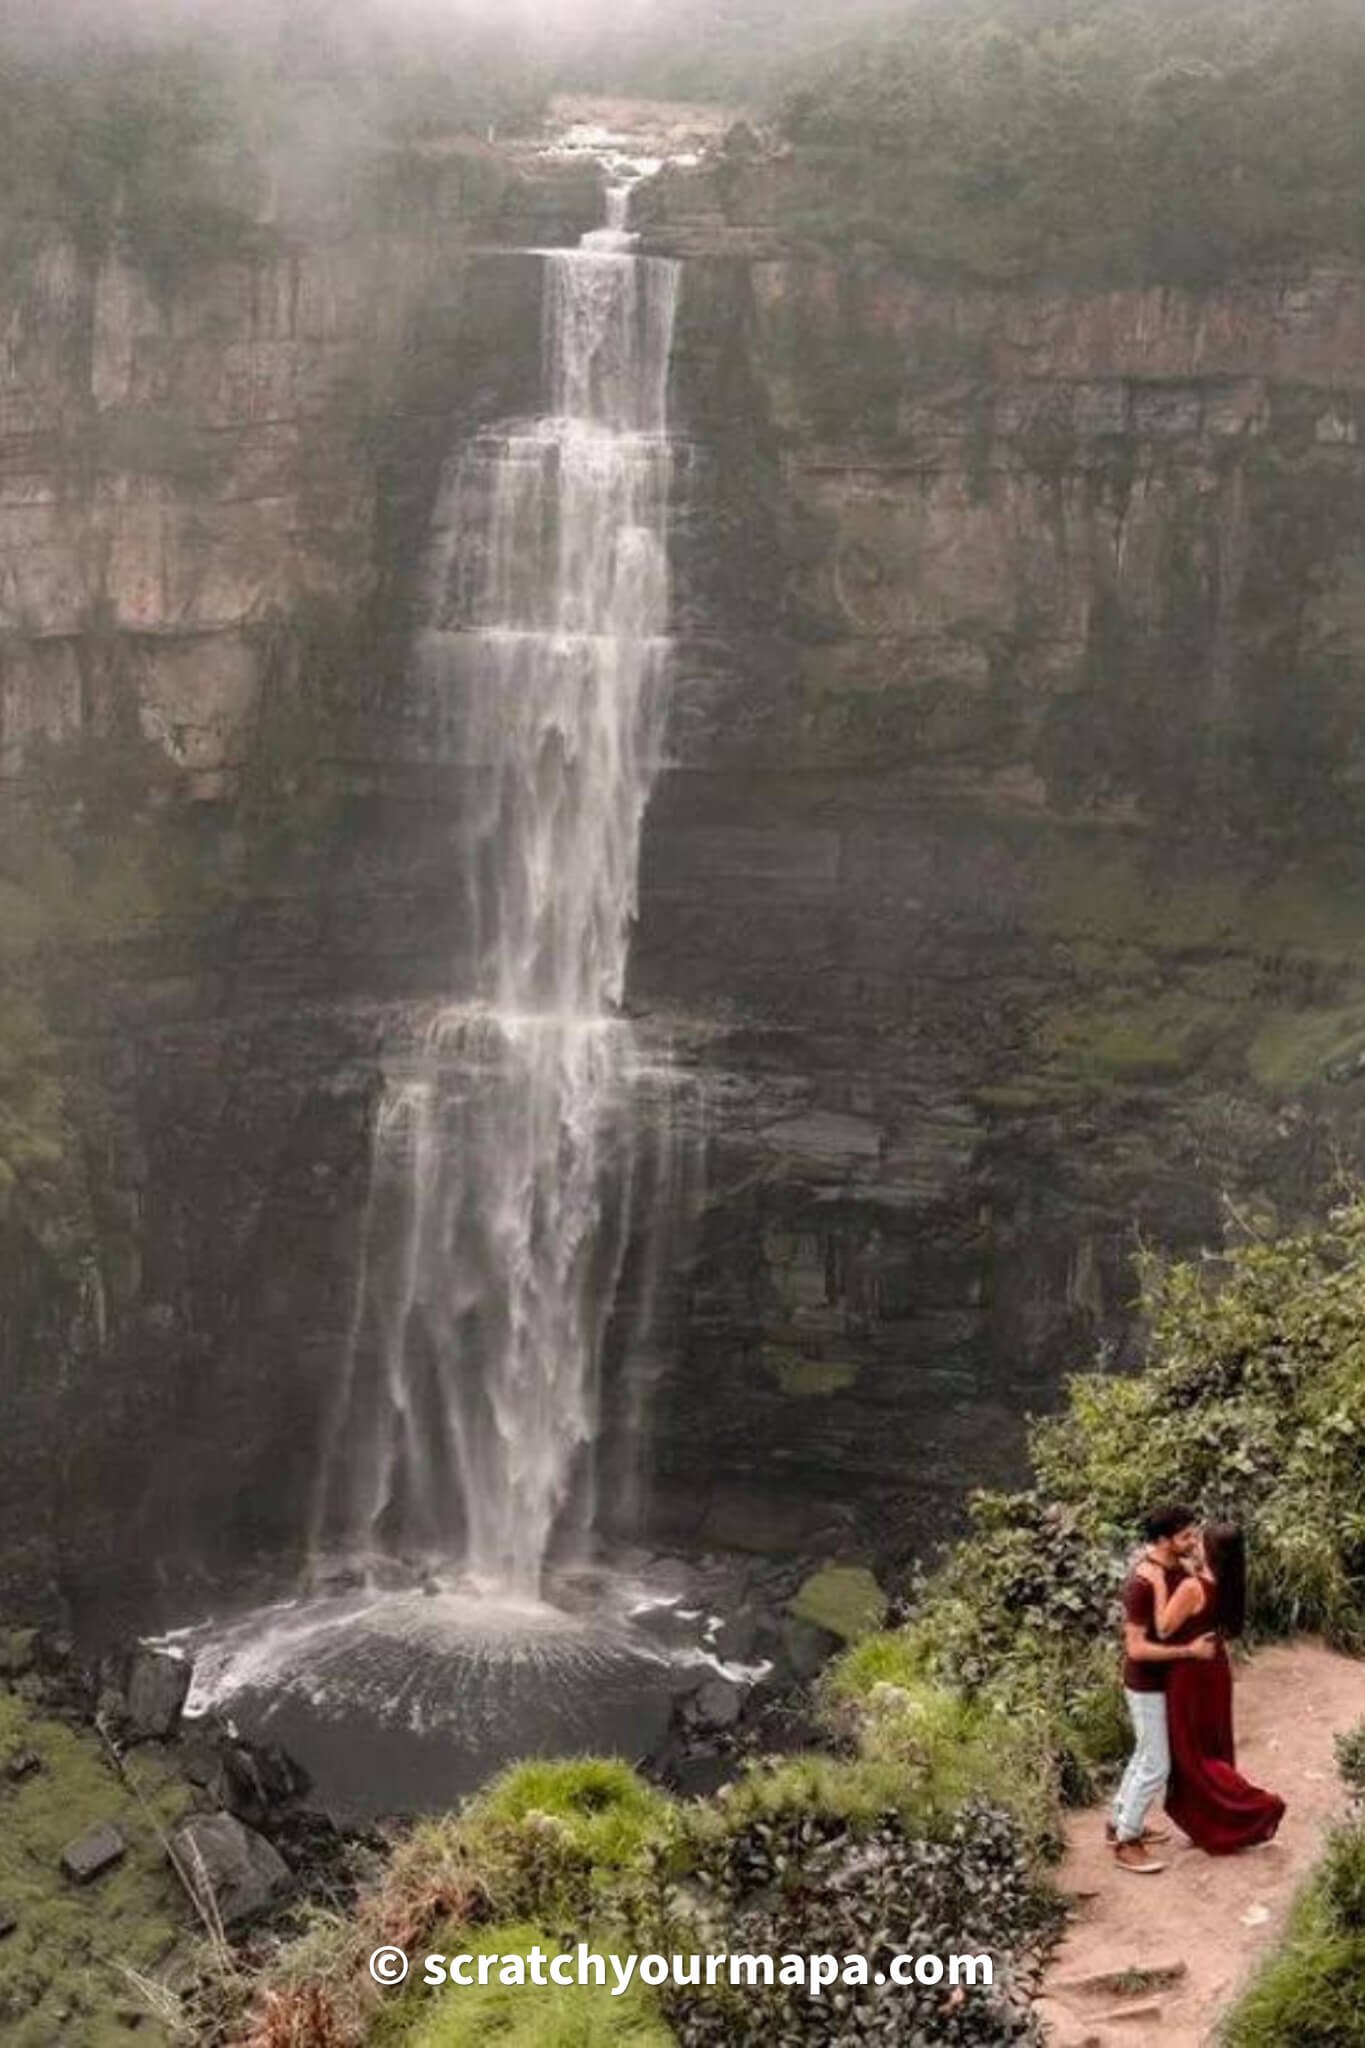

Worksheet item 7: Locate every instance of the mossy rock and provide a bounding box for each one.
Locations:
[372,1921,673,2047]
[789,1567,887,1644]
[766,1346,858,1398]
[0,1691,192,2044]
[1248,1004,1365,1092]
[1040,994,1229,1083]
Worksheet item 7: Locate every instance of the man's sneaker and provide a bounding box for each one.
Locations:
[1114,1841,1168,1875]
[1105,1820,1171,1845]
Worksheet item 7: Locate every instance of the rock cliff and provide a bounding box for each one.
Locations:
[6,142,1365,1608]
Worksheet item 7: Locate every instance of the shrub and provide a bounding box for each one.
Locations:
[635,1801,1060,2045]
[1031,1203,1365,1649]
[1337,1721,1365,1808]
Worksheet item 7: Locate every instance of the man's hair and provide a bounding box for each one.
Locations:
[1142,1501,1199,1543]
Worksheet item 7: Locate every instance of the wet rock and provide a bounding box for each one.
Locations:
[692,1677,743,1730]
[214,1739,310,1829]
[169,1812,291,1927]
[36,1631,75,1675]
[125,1648,192,1741]
[713,1607,761,1663]
[667,1753,736,1800]
[60,1822,126,1884]
[777,1615,842,1682]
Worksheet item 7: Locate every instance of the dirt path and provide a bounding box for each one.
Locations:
[1038,1640,1365,2046]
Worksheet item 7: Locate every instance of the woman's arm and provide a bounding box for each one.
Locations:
[1154,1572,1207,1639]
[1136,1560,1208,1638]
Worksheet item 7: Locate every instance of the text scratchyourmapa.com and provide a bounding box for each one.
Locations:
[367,1942,994,1997]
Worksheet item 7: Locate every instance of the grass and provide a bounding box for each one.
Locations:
[371,1922,673,2047]
[470,1761,672,1872]
[0,1691,193,2045]
[1224,1852,1365,2046]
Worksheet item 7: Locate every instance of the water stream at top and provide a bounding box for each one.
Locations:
[309,168,684,1598]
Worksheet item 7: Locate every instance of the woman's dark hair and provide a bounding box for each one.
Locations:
[1142,1501,1199,1543]
[1203,1522,1248,1638]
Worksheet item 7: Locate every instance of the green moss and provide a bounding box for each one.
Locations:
[1248,1005,1365,1092]
[0,1691,192,2045]
[972,1080,1090,1114]
[767,1348,857,1398]
[1040,994,1227,1082]
[470,1761,671,1872]
[789,1566,886,1644]
[373,1922,673,2047]
[0,1630,36,1677]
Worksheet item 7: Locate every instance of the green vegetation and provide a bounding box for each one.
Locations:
[0,42,268,282]
[1031,1199,1365,1649]
[196,1196,1365,2042]
[774,0,1365,287]
[470,1759,672,1872]
[0,1692,191,2045]
[1224,1723,1365,2046]
[372,1924,671,2048]
[788,1563,886,1642]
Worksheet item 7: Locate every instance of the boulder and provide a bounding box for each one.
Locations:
[125,1648,192,1741]
[692,1677,743,1730]
[713,1607,760,1663]
[777,1614,843,1682]
[169,1812,291,1927]
[60,1823,126,1884]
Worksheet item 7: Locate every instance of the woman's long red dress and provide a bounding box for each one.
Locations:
[1164,1578,1285,1854]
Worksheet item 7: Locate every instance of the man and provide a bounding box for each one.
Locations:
[1109,1502,1217,1874]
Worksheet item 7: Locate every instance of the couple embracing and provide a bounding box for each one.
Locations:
[1110,1502,1285,1875]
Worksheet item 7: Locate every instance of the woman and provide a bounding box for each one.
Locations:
[1138,1522,1285,1854]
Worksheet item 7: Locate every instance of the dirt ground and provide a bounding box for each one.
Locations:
[1038,1639,1365,2046]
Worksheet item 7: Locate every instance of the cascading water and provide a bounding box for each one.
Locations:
[163,160,730,1817]
[313,179,682,1594]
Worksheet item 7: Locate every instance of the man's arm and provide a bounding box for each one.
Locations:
[1124,1621,1217,1663]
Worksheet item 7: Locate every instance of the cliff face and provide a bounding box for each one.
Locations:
[7,148,1365,1608]
[639,179,1365,1556]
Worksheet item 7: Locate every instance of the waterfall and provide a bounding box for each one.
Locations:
[311,181,684,1598]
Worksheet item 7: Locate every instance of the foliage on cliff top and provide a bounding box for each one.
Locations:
[0,11,546,284]
[775,0,1365,287]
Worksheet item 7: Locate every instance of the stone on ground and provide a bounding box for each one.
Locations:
[169,1810,291,1926]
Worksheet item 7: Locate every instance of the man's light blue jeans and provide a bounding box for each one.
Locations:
[1111,1688,1170,1842]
